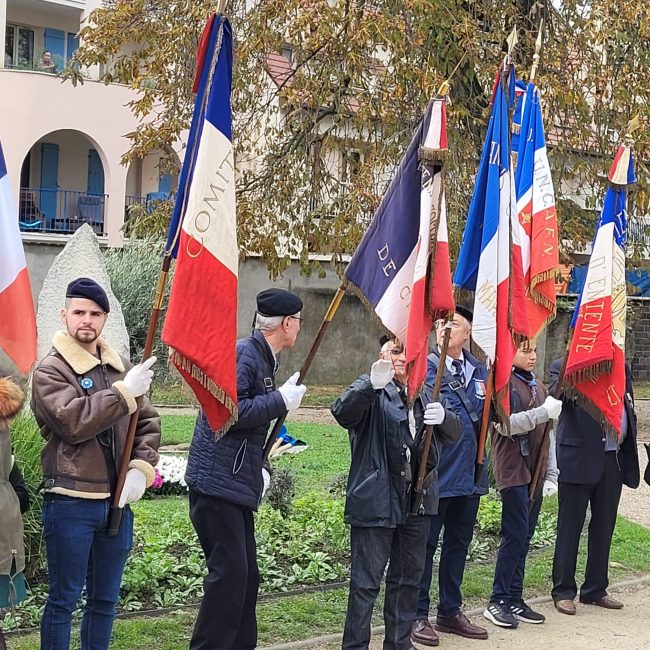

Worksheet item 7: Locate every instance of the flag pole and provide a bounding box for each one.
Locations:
[107,7,228,536]
[529,19,544,83]
[410,315,453,514]
[528,335,570,502]
[262,285,346,461]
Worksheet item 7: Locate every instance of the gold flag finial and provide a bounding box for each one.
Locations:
[626,114,642,137]
[506,26,518,56]
[530,19,544,82]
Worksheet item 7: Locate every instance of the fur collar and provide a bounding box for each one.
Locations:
[0,378,25,420]
[52,330,125,374]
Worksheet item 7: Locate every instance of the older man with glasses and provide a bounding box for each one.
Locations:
[185,288,307,650]
[332,335,461,650]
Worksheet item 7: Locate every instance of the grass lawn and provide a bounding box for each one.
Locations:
[160,414,195,446]
[11,509,650,649]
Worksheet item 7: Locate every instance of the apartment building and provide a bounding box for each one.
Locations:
[0,0,179,245]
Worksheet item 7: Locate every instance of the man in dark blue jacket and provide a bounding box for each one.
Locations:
[550,360,639,615]
[186,289,307,650]
[332,335,460,650]
[412,306,490,645]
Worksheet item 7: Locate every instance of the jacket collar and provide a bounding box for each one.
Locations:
[52,330,125,375]
[251,329,276,370]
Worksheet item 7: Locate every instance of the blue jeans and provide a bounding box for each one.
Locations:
[344,516,430,650]
[416,495,480,619]
[40,496,133,650]
[490,485,542,604]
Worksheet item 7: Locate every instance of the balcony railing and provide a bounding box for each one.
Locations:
[19,188,106,235]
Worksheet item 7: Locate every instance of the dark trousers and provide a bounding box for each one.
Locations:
[343,516,430,650]
[40,496,133,650]
[490,485,542,604]
[189,490,258,650]
[416,495,481,619]
[552,452,623,603]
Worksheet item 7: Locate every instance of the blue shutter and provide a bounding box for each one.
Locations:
[158,173,171,194]
[66,33,79,63]
[44,29,65,72]
[40,143,59,222]
[87,149,105,195]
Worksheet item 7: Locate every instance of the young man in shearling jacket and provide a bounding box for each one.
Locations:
[31,278,160,650]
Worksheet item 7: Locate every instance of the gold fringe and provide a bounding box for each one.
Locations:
[561,383,621,439]
[565,361,612,384]
[511,123,521,135]
[170,349,238,439]
[418,146,448,165]
[494,384,511,434]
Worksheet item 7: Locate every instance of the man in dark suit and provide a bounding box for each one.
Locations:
[550,360,639,615]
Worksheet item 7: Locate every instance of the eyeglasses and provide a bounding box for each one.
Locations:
[288,316,304,323]
[388,348,404,356]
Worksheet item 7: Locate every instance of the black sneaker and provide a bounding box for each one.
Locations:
[510,601,546,624]
[483,601,519,628]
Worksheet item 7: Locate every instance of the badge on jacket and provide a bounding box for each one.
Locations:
[80,377,94,390]
[474,379,486,399]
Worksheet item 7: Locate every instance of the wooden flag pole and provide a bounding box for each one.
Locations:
[107,9,228,536]
[262,285,346,462]
[473,363,494,485]
[410,316,452,514]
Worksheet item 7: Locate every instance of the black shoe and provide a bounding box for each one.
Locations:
[483,601,519,628]
[510,601,545,624]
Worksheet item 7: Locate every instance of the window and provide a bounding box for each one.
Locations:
[5,25,34,69]
[341,149,362,183]
[281,44,294,65]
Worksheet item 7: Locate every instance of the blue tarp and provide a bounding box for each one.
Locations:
[569,265,650,296]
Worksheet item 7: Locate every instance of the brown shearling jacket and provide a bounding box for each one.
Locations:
[31,331,160,498]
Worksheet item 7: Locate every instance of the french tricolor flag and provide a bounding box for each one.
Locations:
[162,14,237,434]
[564,144,635,436]
[454,65,528,418]
[513,81,559,339]
[345,98,454,398]
[0,141,36,374]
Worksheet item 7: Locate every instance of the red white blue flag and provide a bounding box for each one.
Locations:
[0,141,36,374]
[162,15,237,434]
[564,144,635,436]
[345,98,454,398]
[454,65,528,417]
[512,80,559,339]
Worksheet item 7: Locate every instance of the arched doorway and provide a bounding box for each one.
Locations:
[124,149,180,218]
[19,129,108,235]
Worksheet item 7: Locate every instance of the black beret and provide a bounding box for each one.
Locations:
[455,304,473,323]
[256,289,303,317]
[66,277,110,313]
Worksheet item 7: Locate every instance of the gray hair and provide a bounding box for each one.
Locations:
[254,313,285,331]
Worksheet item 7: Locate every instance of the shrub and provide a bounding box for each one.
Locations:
[103,237,173,378]
[9,411,45,578]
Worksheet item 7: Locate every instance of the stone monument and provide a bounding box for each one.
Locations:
[36,224,129,360]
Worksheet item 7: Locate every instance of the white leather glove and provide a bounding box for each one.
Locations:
[123,356,156,398]
[542,479,558,498]
[543,395,563,420]
[262,468,271,499]
[370,359,395,389]
[118,468,147,507]
[424,402,446,426]
[278,372,307,411]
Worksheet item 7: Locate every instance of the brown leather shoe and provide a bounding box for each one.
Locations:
[435,613,488,640]
[580,595,624,609]
[554,599,576,615]
[411,618,439,647]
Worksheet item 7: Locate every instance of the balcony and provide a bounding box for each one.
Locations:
[19,187,106,235]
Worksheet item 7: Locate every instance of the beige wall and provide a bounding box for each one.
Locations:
[0,68,139,243]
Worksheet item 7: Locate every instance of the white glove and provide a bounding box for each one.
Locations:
[542,479,558,498]
[543,395,563,420]
[370,359,395,389]
[278,372,307,411]
[123,356,156,398]
[424,402,446,426]
[118,468,147,507]
[262,468,271,499]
